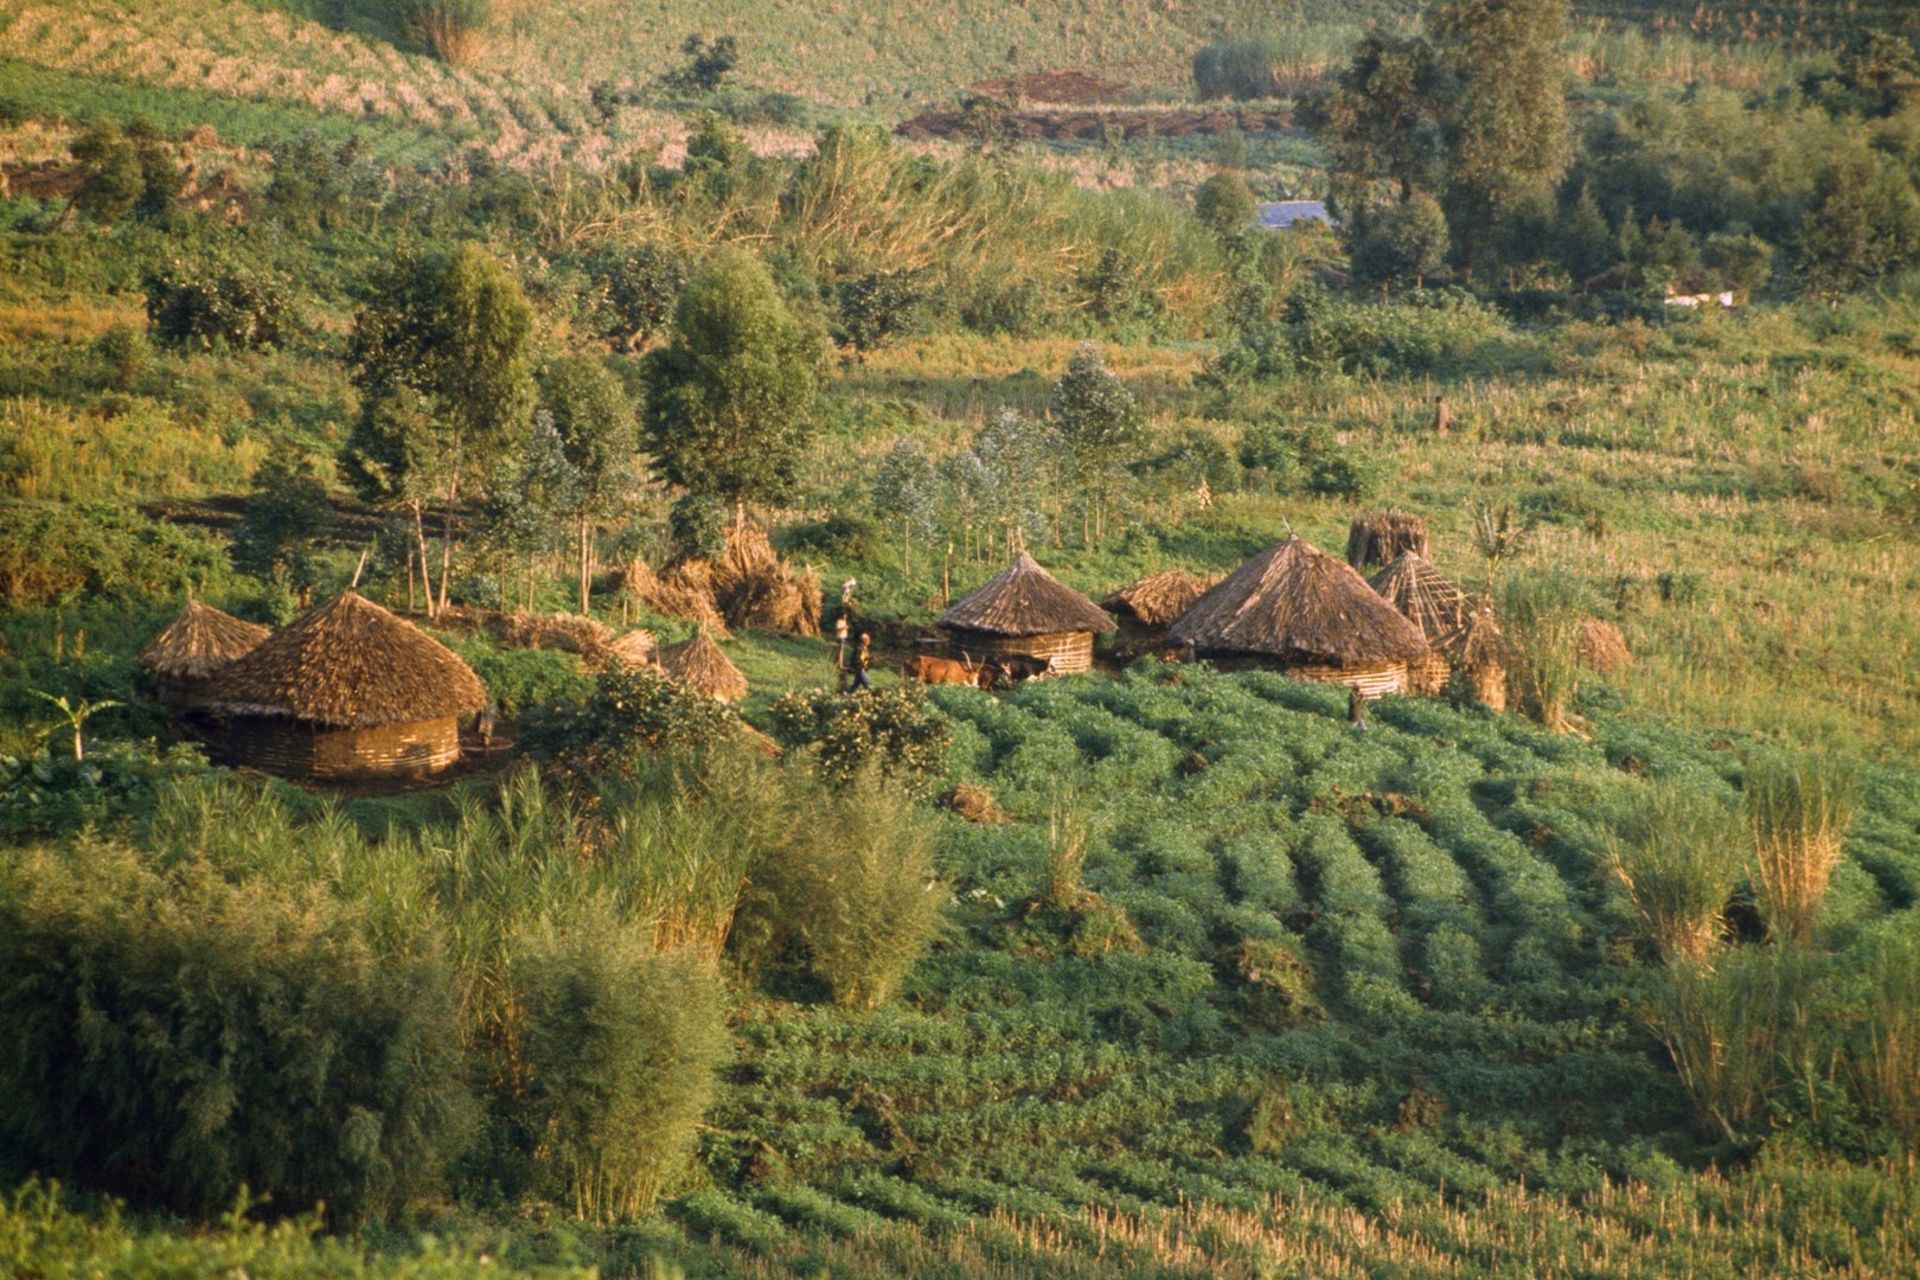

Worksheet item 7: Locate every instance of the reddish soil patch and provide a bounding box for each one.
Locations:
[896,106,1293,143]
[968,68,1135,105]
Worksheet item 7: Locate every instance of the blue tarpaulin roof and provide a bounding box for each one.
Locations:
[1255,200,1332,229]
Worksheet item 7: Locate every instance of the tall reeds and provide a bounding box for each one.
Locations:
[1608,782,1742,965]
[1743,752,1859,944]
[1497,575,1584,733]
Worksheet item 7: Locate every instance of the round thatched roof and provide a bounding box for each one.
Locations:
[658,628,747,702]
[209,590,487,727]
[939,552,1115,637]
[1368,552,1467,644]
[138,600,271,680]
[1101,569,1218,628]
[1169,535,1430,665]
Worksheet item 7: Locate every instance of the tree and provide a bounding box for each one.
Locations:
[1795,146,1920,297]
[343,244,535,617]
[479,411,581,613]
[1315,32,1448,216]
[124,116,184,227]
[63,120,142,228]
[641,250,821,522]
[971,408,1049,554]
[664,34,740,95]
[1351,191,1450,287]
[834,268,927,357]
[593,243,689,352]
[231,452,333,603]
[1194,171,1257,240]
[1428,0,1571,275]
[871,437,938,577]
[539,356,641,614]
[1047,344,1143,545]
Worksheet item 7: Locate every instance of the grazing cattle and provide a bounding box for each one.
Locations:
[987,654,1054,686]
[902,653,986,686]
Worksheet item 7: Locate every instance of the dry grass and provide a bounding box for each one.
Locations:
[1744,752,1860,945]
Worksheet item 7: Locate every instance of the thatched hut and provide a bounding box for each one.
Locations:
[1346,511,1430,571]
[1101,569,1218,660]
[138,600,271,710]
[1442,599,1508,712]
[658,628,747,703]
[1367,552,1468,695]
[206,590,487,780]
[937,551,1115,675]
[1168,535,1430,696]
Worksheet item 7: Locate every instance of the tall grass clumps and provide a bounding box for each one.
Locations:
[0,842,476,1223]
[739,769,943,1009]
[1652,947,1805,1143]
[517,926,729,1221]
[1498,575,1584,733]
[1851,925,1920,1143]
[1608,782,1743,965]
[1744,752,1860,944]
[392,0,492,66]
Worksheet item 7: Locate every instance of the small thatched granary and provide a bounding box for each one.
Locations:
[138,600,271,709]
[938,551,1115,675]
[1102,570,1218,630]
[1577,618,1632,673]
[1368,552,1468,695]
[1442,599,1509,712]
[1346,511,1430,571]
[1168,535,1430,696]
[658,627,747,702]
[206,590,487,780]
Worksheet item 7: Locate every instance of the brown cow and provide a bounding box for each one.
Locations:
[902,653,986,687]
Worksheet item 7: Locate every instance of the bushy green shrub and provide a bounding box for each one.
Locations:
[766,686,950,795]
[518,665,738,777]
[737,769,943,1008]
[455,644,593,719]
[144,264,291,352]
[0,740,210,841]
[0,502,233,607]
[0,843,476,1222]
[516,925,730,1220]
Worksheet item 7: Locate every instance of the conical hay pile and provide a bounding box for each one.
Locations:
[1346,511,1430,571]
[710,523,822,637]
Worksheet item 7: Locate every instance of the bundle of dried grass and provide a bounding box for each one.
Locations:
[1346,511,1430,571]
[1578,618,1632,673]
[1101,570,1218,629]
[658,628,747,703]
[709,524,822,636]
[492,611,616,660]
[1443,601,1510,713]
[942,782,1010,826]
[606,629,657,668]
[619,557,730,635]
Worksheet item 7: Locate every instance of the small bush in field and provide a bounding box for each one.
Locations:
[518,665,737,776]
[144,264,290,352]
[766,686,950,795]
[743,769,943,1008]
[393,0,492,65]
[1608,782,1743,964]
[0,843,475,1223]
[516,925,730,1220]
[1744,751,1860,944]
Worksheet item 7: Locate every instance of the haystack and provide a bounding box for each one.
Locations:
[1368,552,1467,695]
[138,600,271,709]
[207,590,487,780]
[658,627,747,703]
[606,629,657,668]
[492,611,615,660]
[710,523,821,636]
[1442,599,1508,713]
[619,557,730,634]
[938,551,1115,675]
[1102,570,1218,629]
[1578,618,1632,673]
[1168,535,1430,695]
[1346,511,1430,571]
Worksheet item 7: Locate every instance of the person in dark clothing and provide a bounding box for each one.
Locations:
[477,702,497,749]
[1348,684,1368,732]
[850,633,873,692]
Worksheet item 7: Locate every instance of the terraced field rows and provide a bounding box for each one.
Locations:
[679,666,1920,1266]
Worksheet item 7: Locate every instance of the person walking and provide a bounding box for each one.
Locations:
[1348,683,1368,733]
[850,632,873,693]
[1433,394,1451,437]
[833,611,851,691]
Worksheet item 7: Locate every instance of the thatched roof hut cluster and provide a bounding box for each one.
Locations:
[1169,536,1431,696]
[938,551,1115,674]
[1367,552,1467,694]
[1101,570,1218,629]
[205,591,488,780]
